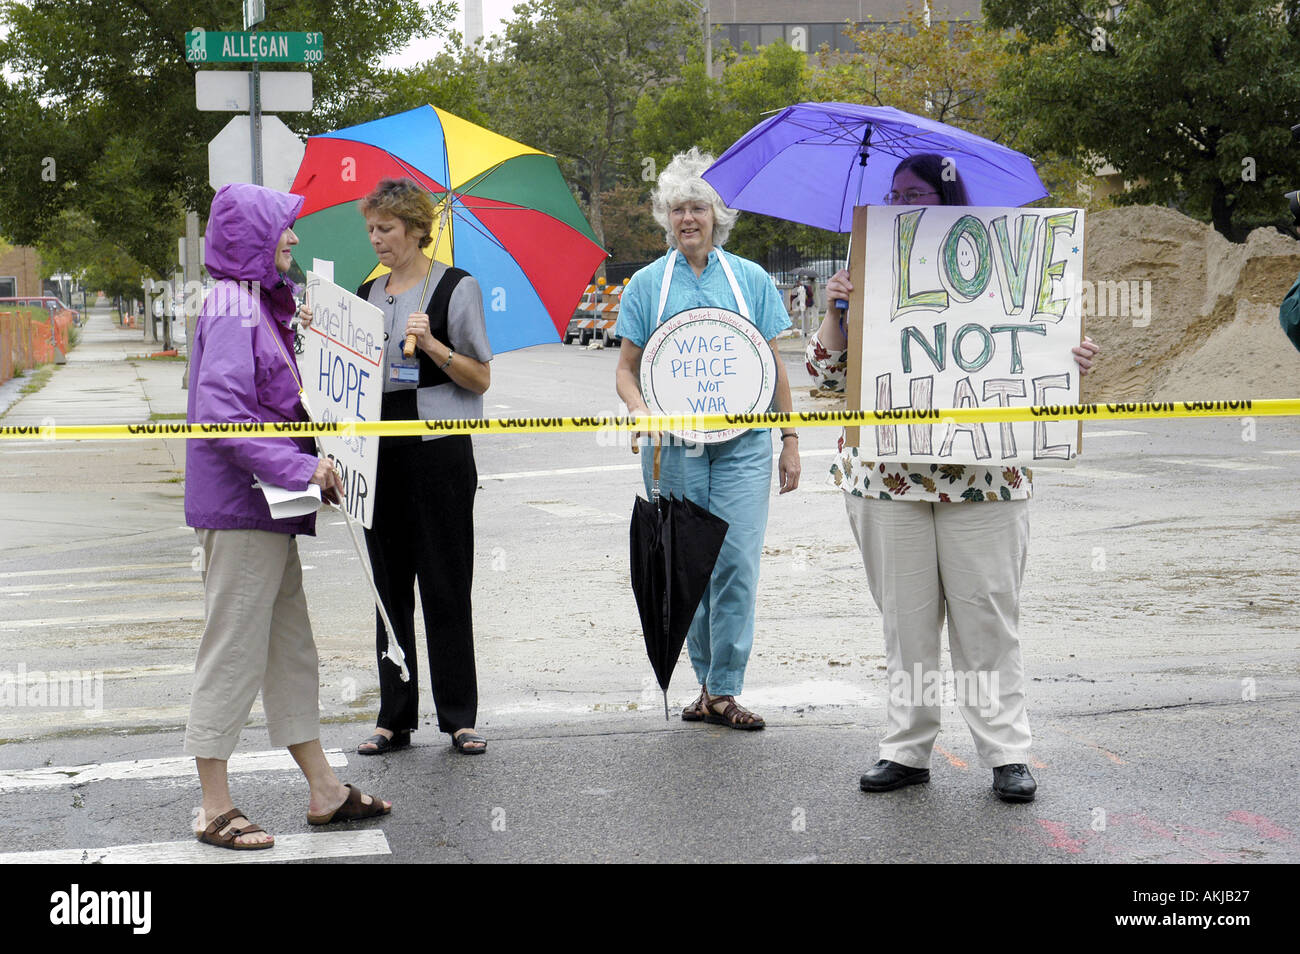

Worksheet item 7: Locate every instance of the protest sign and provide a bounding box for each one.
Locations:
[846,205,1085,465]
[302,271,384,527]
[640,307,777,443]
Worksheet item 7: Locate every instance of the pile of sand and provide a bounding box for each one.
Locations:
[1082,206,1300,402]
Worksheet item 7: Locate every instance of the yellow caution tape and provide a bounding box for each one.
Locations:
[0,400,1284,442]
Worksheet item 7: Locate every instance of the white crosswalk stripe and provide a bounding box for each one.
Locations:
[1081,429,1146,438]
[0,748,350,793]
[1153,457,1280,471]
[0,830,391,864]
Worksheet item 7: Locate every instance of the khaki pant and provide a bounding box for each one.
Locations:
[184,529,321,760]
[845,495,1032,768]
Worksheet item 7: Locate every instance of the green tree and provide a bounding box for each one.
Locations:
[986,0,1300,238]
[38,209,152,300]
[330,40,494,131]
[633,41,822,264]
[813,12,1007,139]
[807,7,1096,210]
[0,0,452,280]
[481,0,702,247]
[596,183,663,262]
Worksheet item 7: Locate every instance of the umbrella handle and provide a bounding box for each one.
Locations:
[652,437,662,501]
[835,228,855,313]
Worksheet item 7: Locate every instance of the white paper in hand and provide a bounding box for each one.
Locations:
[256,480,323,519]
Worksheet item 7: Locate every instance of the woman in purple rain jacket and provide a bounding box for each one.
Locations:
[183,182,391,850]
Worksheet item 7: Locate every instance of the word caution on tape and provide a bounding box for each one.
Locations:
[0,400,1274,443]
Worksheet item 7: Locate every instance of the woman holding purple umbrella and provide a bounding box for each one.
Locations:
[807,154,1100,803]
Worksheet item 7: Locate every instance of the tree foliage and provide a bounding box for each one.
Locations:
[481,0,702,247]
[987,0,1300,238]
[37,209,150,299]
[0,0,452,287]
[633,41,823,263]
[813,12,1007,139]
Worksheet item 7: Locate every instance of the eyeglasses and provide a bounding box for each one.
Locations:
[669,205,711,218]
[883,189,939,205]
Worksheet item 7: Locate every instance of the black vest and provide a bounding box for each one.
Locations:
[359,265,469,446]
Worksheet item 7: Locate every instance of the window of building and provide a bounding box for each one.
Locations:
[835,23,860,51]
[809,23,836,51]
[0,278,16,298]
[760,24,783,46]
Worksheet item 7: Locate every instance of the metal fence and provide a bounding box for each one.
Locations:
[760,242,850,286]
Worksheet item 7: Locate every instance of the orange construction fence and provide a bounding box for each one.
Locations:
[0,307,73,386]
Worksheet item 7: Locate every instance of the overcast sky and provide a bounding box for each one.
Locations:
[380,0,517,69]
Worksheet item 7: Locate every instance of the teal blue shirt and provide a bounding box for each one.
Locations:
[616,248,790,347]
[1281,273,1300,352]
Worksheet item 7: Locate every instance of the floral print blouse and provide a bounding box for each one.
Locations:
[804,333,1033,503]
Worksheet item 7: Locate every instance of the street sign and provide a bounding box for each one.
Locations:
[185,29,324,64]
[196,71,312,111]
[243,0,266,31]
[208,115,305,193]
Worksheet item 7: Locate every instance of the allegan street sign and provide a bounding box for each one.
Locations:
[185,29,324,64]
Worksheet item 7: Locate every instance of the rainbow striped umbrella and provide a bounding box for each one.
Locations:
[289,105,607,353]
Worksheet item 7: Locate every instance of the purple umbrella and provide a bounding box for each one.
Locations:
[702,102,1048,232]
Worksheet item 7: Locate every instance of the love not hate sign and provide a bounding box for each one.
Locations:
[851,205,1085,466]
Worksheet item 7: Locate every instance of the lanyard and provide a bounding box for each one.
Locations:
[656,248,751,323]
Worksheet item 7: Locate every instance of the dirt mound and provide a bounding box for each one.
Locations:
[1081,206,1300,401]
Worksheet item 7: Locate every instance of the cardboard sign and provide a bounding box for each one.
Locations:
[302,271,384,527]
[640,307,778,443]
[847,205,1085,466]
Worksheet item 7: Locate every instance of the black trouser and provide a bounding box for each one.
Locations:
[365,434,478,735]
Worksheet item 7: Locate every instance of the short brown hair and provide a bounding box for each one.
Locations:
[360,178,436,249]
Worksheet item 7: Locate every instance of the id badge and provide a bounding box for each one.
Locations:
[389,358,418,384]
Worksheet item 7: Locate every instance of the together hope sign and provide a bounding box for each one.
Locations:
[302,272,384,527]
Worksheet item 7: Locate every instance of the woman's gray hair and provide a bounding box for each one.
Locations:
[650,147,739,250]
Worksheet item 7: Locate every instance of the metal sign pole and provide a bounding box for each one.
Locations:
[250,35,263,186]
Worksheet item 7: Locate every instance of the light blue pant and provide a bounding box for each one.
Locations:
[640,429,773,696]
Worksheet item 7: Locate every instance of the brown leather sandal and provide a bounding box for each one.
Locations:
[307,783,392,826]
[703,693,766,730]
[682,687,707,722]
[197,808,274,850]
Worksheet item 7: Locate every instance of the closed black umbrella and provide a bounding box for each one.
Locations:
[629,443,729,719]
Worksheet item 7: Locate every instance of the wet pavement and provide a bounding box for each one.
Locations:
[0,309,1297,864]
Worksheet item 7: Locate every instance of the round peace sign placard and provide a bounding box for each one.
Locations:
[640,307,777,444]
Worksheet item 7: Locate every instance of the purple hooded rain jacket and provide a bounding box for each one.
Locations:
[184,183,319,535]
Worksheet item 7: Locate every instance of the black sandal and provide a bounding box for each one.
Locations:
[450,730,487,754]
[356,730,410,756]
[682,687,707,722]
[702,694,766,731]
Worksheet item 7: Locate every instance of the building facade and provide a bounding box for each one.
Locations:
[708,1,981,56]
[0,245,42,298]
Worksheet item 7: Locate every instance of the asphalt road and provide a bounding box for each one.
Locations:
[1,321,1298,864]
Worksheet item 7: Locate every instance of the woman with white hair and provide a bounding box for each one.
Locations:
[615,147,800,730]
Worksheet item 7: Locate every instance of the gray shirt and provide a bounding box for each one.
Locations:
[366,263,493,438]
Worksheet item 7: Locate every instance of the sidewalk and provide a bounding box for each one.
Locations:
[0,305,190,551]
[0,306,187,424]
